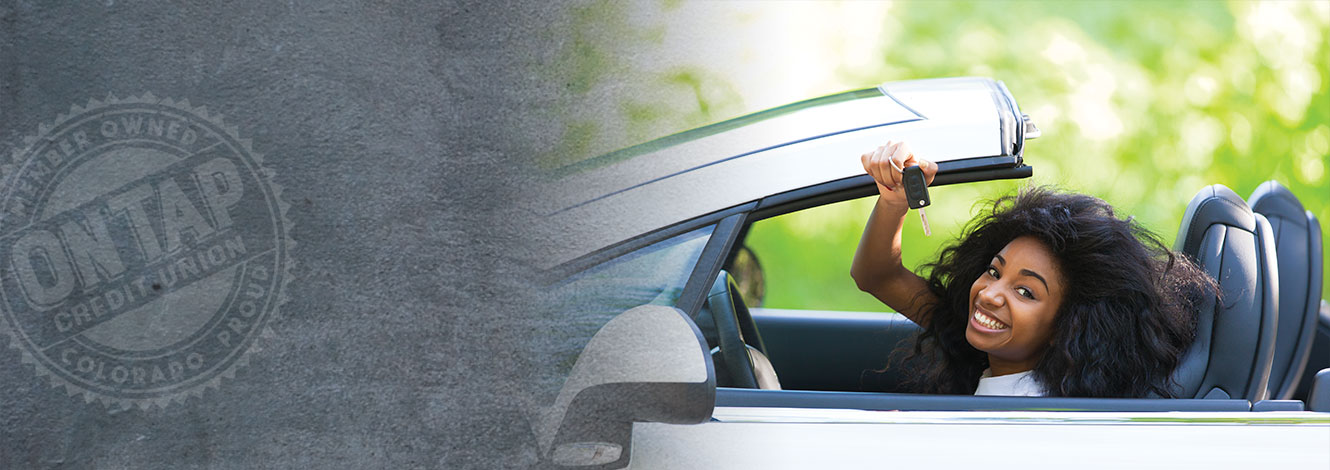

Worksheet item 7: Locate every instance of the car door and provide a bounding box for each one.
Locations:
[627,407,1330,469]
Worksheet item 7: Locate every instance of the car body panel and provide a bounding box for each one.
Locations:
[536,77,1026,269]
[628,410,1330,469]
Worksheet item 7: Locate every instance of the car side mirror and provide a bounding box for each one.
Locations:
[1309,368,1330,412]
[536,305,716,468]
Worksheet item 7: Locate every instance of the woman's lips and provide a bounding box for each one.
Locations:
[971,307,1010,331]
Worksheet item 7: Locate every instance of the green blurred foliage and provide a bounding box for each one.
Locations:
[548,0,1330,311]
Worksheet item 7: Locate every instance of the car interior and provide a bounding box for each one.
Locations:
[695,180,1328,414]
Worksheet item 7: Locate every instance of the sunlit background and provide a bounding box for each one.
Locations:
[546,0,1330,311]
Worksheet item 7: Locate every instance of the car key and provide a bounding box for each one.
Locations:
[902,165,931,236]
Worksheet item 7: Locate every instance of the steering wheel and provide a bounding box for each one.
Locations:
[702,271,780,389]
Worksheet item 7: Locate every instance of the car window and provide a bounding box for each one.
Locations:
[732,165,1040,313]
[734,196,906,312]
[555,225,714,309]
[535,225,715,398]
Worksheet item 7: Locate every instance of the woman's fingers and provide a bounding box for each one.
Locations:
[877,142,896,191]
[864,140,936,193]
[892,140,912,167]
[887,141,910,188]
[922,158,938,185]
[865,140,931,193]
[860,149,875,179]
[861,142,883,189]
[887,140,940,186]
[884,141,901,170]
[862,146,880,187]
[900,142,937,186]
[865,144,884,187]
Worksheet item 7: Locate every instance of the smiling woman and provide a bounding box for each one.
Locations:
[966,236,1066,381]
[852,145,1217,398]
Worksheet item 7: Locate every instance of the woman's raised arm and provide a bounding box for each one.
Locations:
[850,141,939,326]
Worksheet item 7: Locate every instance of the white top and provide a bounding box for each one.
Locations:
[974,368,1046,396]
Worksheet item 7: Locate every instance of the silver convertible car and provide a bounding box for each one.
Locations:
[529,77,1330,469]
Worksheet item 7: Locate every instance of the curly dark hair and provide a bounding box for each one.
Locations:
[898,186,1215,398]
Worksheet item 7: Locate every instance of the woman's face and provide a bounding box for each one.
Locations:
[965,235,1066,375]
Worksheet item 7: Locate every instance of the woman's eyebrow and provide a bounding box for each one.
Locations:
[1019,269,1050,292]
[994,254,1005,265]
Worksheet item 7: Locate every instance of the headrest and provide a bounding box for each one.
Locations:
[1249,180,1323,399]
[1171,184,1277,401]
[1175,185,1257,254]
[1249,181,1312,225]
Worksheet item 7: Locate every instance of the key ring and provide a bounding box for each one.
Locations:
[887,152,906,174]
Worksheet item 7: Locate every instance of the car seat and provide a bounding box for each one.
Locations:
[1248,180,1324,399]
[1171,185,1278,401]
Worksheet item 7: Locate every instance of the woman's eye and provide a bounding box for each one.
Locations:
[1016,287,1035,299]
[986,266,999,278]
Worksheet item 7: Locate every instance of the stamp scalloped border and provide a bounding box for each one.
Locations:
[0,93,295,410]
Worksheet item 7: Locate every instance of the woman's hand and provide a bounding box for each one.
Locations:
[860,140,937,209]
[852,139,941,327]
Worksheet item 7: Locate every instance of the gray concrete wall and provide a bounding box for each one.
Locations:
[0,1,572,467]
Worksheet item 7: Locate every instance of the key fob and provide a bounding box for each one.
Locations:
[903,165,930,209]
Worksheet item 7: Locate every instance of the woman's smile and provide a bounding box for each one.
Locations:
[970,306,1010,331]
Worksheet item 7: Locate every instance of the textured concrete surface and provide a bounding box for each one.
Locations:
[0,1,580,467]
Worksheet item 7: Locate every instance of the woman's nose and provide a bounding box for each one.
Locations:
[978,286,1004,308]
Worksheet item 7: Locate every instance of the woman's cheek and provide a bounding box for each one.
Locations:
[968,278,985,304]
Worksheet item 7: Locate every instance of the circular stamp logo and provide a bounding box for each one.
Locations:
[0,94,293,409]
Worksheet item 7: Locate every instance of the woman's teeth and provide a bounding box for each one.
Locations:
[974,310,1009,330]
